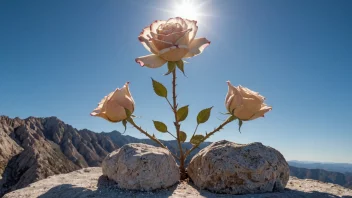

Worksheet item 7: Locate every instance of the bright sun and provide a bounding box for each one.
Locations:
[174,0,200,21]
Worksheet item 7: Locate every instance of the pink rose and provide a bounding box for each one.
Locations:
[225,81,272,121]
[91,82,134,122]
[136,17,210,68]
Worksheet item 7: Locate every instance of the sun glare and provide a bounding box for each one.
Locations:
[174,0,200,21]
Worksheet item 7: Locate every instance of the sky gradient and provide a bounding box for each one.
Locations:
[1,0,351,163]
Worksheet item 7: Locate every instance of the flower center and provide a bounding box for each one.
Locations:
[157,23,183,35]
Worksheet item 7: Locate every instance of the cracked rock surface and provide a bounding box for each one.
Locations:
[187,140,290,194]
[102,143,179,191]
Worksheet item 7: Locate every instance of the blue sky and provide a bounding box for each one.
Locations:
[1,0,351,163]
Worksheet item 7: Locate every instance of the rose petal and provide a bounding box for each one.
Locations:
[151,37,174,51]
[184,19,198,43]
[150,20,166,34]
[249,105,272,120]
[91,96,107,116]
[225,95,235,112]
[91,92,116,122]
[139,26,151,41]
[135,54,167,68]
[90,111,111,122]
[152,29,189,45]
[229,83,243,112]
[175,29,192,46]
[183,38,210,58]
[104,102,126,122]
[225,81,234,107]
[234,106,254,120]
[110,87,134,114]
[121,82,135,111]
[225,81,243,113]
[138,38,159,55]
[242,97,262,113]
[239,85,265,102]
[166,17,187,30]
[138,27,159,54]
[159,47,189,62]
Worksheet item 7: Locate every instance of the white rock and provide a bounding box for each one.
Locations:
[187,140,290,194]
[102,143,179,191]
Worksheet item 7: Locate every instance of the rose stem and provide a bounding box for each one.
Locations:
[127,118,179,160]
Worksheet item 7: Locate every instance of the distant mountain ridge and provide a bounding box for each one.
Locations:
[0,115,210,196]
[288,160,352,173]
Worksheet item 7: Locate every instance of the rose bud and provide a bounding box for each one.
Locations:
[91,82,135,122]
[225,81,272,121]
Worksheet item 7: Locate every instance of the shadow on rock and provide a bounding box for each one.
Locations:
[37,175,176,198]
[37,184,95,198]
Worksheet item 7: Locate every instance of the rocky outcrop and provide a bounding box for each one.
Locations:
[0,115,210,196]
[4,167,352,198]
[102,143,179,190]
[187,140,290,194]
[0,129,23,177]
[0,116,118,196]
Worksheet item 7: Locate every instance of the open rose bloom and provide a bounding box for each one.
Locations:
[91,82,135,122]
[225,81,272,121]
[136,17,210,68]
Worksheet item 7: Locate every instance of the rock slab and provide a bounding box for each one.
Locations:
[187,140,290,194]
[4,167,352,198]
[102,143,179,190]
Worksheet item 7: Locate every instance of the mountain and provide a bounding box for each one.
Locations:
[4,115,350,196]
[289,166,352,189]
[288,160,352,173]
[0,116,210,196]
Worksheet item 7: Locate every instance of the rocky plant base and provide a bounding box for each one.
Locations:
[4,168,352,198]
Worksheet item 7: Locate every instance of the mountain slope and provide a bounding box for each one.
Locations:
[0,116,118,195]
[0,116,210,196]
[289,166,352,189]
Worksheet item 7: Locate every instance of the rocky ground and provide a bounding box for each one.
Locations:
[3,167,352,198]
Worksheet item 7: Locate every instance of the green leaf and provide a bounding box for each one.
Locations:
[228,115,237,122]
[124,108,132,118]
[176,105,189,122]
[175,60,186,76]
[122,120,127,134]
[190,135,205,145]
[238,120,243,133]
[179,131,187,143]
[153,120,168,133]
[164,62,176,75]
[151,78,167,98]
[197,107,213,124]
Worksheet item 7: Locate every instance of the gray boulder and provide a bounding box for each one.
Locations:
[102,143,179,191]
[187,140,289,194]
